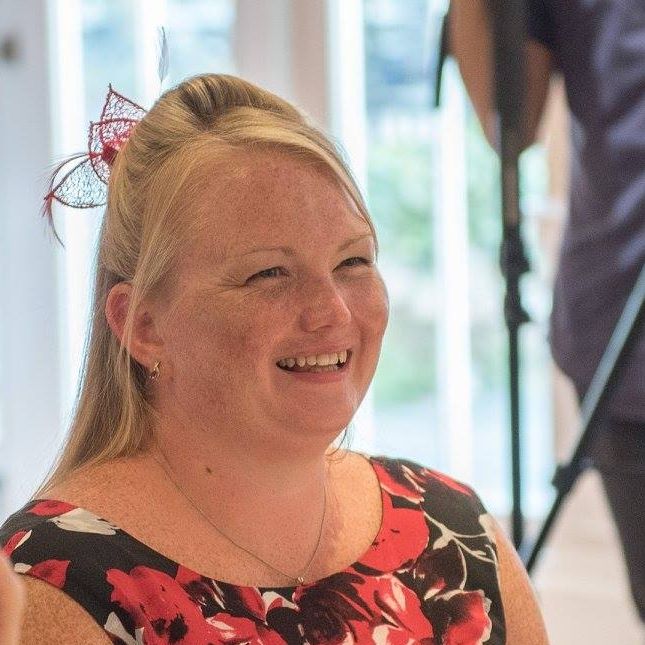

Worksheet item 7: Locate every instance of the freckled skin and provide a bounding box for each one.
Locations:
[0,552,23,644]
[154,151,389,452]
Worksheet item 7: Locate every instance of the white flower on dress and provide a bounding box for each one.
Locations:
[478,513,497,544]
[262,590,298,613]
[14,562,32,574]
[104,612,145,645]
[48,508,119,535]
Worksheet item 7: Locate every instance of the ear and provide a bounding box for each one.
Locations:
[105,282,164,370]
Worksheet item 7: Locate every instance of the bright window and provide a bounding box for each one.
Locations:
[359,0,553,515]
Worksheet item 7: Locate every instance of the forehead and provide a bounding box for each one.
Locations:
[192,151,372,261]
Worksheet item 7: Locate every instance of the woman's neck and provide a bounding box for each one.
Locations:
[147,415,341,562]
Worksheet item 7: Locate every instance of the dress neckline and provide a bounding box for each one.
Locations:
[30,453,393,593]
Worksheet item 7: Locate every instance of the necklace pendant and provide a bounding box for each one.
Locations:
[296,576,305,585]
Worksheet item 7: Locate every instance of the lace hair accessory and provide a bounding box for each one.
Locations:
[43,85,146,229]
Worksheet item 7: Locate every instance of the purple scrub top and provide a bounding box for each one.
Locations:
[528,0,645,420]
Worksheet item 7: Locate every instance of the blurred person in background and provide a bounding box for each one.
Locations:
[451,0,645,626]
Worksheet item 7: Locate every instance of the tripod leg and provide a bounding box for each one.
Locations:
[522,489,568,571]
[524,262,645,572]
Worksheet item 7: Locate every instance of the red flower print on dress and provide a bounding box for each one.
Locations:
[406,542,493,644]
[175,565,228,618]
[2,530,30,557]
[372,460,426,504]
[207,613,287,644]
[414,540,473,597]
[176,565,298,627]
[108,566,285,644]
[351,574,434,643]
[292,572,376,643]
[358,490,429,573]
[227,585,268,622]
[108,566,222,643]
[28,559,71,589]
[29,500,76,517]
[426,590,492,645]
[294,571,434,644]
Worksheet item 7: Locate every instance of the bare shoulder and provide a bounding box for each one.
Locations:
[494,522,550,645]
[42,455,155,524]
[20,576,112,644]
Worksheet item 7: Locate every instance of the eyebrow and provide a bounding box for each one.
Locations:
[234,233,374,258]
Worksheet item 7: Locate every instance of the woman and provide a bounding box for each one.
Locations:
[0,74,547,644]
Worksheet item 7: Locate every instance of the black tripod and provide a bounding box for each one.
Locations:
[524,262,645,571]
[435,0,530,548]
[489,0,531,550]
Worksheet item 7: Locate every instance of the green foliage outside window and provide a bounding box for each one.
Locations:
[367,141,435,271]
[367,140,437,406]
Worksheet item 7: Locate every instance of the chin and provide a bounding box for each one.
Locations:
[284,410,355,443]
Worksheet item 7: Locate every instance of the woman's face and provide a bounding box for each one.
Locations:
[156,152,389,447]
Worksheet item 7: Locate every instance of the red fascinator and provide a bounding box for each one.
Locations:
[43,85,146,229]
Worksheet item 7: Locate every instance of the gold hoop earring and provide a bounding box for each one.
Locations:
[149,361,161,381]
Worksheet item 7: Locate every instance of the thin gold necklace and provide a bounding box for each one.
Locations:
[153,451,327,586]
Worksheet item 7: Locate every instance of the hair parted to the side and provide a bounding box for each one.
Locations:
[36,73,375,496]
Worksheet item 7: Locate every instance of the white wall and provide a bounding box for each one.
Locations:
[0,0,63,517]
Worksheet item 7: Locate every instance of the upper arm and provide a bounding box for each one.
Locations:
[449,0,555,150]
[523,40,554,148]
[0,553,24,645]
[19,576,112,645]
[494,523,550,645]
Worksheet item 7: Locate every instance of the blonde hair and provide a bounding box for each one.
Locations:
[37,74,374,495]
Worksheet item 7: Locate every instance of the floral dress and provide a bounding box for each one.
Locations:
[0,456,506,644]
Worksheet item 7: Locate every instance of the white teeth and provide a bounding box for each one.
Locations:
[278,350,350,368]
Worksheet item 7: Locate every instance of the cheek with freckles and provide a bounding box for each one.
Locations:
[352,273,389,333]
[162,293,282,395]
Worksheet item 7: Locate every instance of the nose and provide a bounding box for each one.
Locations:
[298,277,352,332]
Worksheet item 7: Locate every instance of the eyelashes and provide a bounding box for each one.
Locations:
[252,266,285,280]
[341,256,371,268]
[247,257,373,283]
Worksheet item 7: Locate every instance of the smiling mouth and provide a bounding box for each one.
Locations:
[276,350,352,373]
